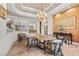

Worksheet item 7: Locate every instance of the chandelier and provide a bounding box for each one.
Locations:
[37,4,48,22]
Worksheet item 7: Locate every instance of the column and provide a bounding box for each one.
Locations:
[47,14,53,36]
[41,21,45,35]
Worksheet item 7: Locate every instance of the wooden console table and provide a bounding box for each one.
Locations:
[53,32,72,44]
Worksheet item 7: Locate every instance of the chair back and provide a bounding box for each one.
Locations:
[27,37,38,46]
[53,40,63,56]
[18,33,26,41]
[56,35,63,40]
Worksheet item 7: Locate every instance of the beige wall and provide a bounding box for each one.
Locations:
[53,5,79,42]
[0,5,6,17]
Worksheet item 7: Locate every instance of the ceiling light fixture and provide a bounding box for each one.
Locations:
[37,3,48,22]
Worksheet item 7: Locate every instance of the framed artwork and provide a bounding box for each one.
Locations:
[54,16,76,29]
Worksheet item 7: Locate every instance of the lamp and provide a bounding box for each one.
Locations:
[58,25,64,32]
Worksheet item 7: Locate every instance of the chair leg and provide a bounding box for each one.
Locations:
[60,50,63,56]
[26,43,29,47]
[53,47,63,56]
[26,45,32,51]
[57,49,63,56]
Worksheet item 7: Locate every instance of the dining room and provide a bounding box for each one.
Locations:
[0,3,79,56]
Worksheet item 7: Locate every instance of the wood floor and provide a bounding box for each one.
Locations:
[7,40,79,56]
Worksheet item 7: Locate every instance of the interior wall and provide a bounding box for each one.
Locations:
[7,15,38,33]
[0,4,6,18]
[53,5,79,42]
[0,18,17,55]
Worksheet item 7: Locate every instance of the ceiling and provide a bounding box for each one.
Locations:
[6,3,79,18]
[22,3,50,10]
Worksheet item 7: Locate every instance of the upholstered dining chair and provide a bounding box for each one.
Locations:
[44,40,53,54]
[26,36,38,49]
[63,36,70,44]
[18,33,27,41]
[53,39,63,56]
[56,35,64,40]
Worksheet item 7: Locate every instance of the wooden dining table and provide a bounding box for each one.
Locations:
[29,34,56,54]
[33,34,54,42]
[26,34,63,55]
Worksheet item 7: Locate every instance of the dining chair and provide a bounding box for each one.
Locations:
[53,39,63,56]
[56,35,63,40]
[26,37,38,49]
[64,36,70,44]
[44,40,53,54]
[37,41,45,50]
[17,33,27,41]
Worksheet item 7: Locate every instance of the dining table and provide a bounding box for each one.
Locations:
[33,34,54,42]
[29,34,56,54]
[26,34,63,55]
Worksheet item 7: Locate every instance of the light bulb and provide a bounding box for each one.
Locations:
[37,13,39,16]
